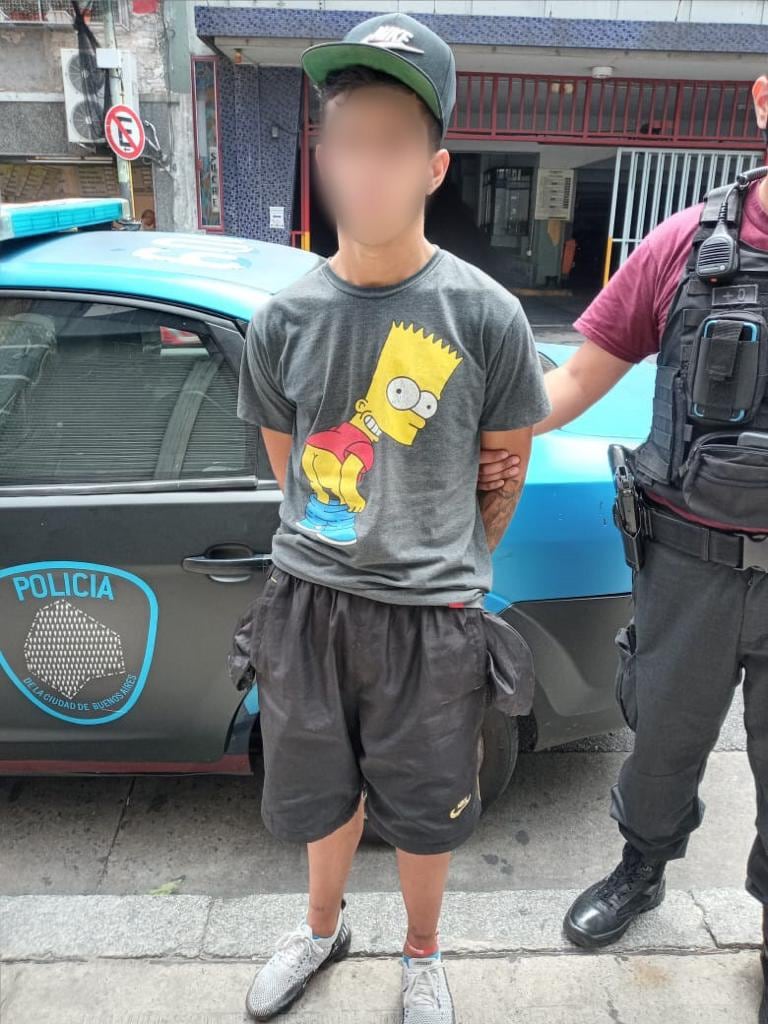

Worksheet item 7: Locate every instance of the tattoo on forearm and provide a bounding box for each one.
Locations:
[479,479,524,551]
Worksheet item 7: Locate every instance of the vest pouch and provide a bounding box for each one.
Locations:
[634,364,689,485]
[686,310,768,425]
[680,431,768,530]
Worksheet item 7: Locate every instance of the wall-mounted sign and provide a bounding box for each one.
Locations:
[269,206,285,230]
[535,170,575,221]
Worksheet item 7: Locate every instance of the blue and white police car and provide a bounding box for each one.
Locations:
[0,197,654,809]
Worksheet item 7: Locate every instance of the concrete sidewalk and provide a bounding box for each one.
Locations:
[1,887,762,1023]
[1,717,757,1021]
[1,952,762,1024]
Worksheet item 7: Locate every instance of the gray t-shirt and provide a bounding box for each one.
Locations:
[237,245,550,606]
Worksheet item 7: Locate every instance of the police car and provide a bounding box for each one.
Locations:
[0,197,654,810]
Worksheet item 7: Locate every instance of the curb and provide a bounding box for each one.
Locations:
[0,886,759,962]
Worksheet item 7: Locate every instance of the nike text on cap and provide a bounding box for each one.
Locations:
[301,12,457,137]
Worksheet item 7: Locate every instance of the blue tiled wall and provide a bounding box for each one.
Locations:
[218,62,303,243]
[196,6,768,55]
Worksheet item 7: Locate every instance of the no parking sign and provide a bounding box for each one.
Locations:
[104,104,145,161]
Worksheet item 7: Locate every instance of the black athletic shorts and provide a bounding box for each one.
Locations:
[251,565,490,855]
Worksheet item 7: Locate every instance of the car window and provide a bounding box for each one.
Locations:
[0,296,257,488]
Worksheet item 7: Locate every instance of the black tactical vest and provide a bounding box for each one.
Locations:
[632,180,768,530]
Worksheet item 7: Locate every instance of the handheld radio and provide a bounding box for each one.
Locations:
[696,166,768,284]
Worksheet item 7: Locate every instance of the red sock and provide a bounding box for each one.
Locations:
[404,939,440,959]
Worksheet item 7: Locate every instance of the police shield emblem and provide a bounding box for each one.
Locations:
[0,561,158,726]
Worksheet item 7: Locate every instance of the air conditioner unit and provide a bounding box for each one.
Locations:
[61,48,139,145]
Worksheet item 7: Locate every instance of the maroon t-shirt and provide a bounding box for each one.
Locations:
[574,183,768,529]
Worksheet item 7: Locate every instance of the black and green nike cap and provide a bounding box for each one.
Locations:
[301,12,456,137]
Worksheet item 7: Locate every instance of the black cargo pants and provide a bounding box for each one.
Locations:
[612,532,768,903]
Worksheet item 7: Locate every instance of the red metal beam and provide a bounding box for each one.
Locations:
[0,752,252,776]
[299,74,311,250]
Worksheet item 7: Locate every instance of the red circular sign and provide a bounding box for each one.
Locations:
[104,104,146,161]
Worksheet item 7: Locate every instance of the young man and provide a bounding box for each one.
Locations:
[236,12,549,1023]
[495,73,768,1024]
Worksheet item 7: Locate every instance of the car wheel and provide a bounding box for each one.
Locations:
[362,705,520,845]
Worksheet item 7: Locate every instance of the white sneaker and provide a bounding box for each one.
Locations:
[402,953,456,1024]
[245,901,351,1020]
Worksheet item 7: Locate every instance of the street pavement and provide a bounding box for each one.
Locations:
[0,313,753,1021]
[0,686,762,1022]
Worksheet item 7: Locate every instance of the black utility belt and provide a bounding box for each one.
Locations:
[643,503,768,574]
[608,440,768,573]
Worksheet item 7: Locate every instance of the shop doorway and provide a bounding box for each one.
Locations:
[568,159,614,294]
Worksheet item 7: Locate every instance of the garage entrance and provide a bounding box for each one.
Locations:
[604,146,762,281]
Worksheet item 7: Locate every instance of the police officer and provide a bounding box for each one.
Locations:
[491,74,768,1021]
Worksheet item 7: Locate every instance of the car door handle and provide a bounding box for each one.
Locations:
[182,553,272,577]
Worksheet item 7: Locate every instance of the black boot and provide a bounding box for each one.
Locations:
[759,908,768,1024]
[563,843,666,948]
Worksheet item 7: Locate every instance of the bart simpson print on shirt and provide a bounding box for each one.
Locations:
[298,321,463,546]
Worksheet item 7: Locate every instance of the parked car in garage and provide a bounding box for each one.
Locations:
[0,197,654,810]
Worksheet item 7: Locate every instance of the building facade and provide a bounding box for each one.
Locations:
[193,0,768,291]
[2,1,767,292]
[0,0,207,232]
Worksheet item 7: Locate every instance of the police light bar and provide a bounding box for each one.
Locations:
[0,197,129,242]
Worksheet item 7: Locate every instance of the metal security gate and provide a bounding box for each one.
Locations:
[604,147,763,282]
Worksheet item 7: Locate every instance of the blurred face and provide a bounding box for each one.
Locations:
[315,84,450,246]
